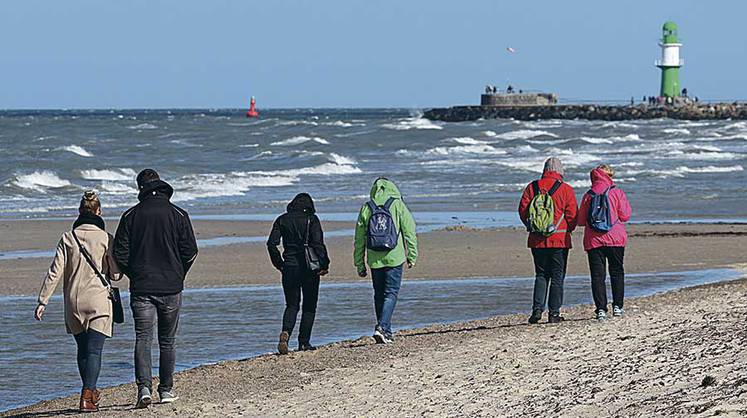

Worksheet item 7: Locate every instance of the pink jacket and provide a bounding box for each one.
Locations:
[577,169,632,251]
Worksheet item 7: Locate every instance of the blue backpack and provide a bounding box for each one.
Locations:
[587,186,616,232]
[366,197,399,251]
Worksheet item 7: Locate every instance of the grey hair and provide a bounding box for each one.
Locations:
[543,157,564,177]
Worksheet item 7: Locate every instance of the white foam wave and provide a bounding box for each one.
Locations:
[426,145,507,156]
[443,137,488,145]
[128,123,158,130]
[328,153,357,166]
[323,120,365,128]
[239,144,260,148]
[80,168,137,181]
[172,173,297,201]
[494,130,558,140]
[13,171,72,190]
[626,165,743,178]
[277,120,319,127]
[99,181,137,195]
[271,136,330,146]
[662,128,691,135]
[482,131,498,137]
[382,118,442,131]
[61,145,94,157]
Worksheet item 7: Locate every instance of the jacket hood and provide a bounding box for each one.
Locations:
[73,213,106,231]
[590,168,614,194]
[369,178,401,205]
[138,179,174,202]
[541,170,564,181]
[286,193,316,214]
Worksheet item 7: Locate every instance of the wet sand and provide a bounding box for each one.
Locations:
[1,220,746,296]
[6,275,747,417]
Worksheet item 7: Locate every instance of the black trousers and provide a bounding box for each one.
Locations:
[282,265,320,345]
[588,246,625,312]
[531,248,569,316]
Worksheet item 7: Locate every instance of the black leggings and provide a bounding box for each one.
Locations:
[588,246,625,312]
[73,329,107,390]
[281,265,320,345]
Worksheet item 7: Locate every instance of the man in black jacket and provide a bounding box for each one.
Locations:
[113,169,198,408]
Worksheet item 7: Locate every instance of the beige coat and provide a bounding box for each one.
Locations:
[38,224,120,337]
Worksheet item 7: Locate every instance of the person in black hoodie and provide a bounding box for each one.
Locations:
[113,169,198,408]
[267,193,330,354]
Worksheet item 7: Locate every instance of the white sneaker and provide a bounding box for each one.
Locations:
[596,310,608,322]
[613,306,624,317]
[159,391,179,404]
[135,387,152,409]
[373,326,386,344]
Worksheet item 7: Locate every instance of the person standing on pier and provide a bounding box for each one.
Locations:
[113,169,198,408]
[354,177,418,344]
[518,158,578,324]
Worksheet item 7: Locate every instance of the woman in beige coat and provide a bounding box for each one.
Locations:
[34,191,120,413]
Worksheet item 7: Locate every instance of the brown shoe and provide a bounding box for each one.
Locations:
[91,389,101,406]
[80,388,98,412]
[278,331,290,355]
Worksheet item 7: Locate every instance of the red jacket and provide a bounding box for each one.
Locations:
[518,171,578,248]
[577,168,632,251]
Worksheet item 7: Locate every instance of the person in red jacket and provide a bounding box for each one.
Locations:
[518,157,578,324]
[577,164,632,321]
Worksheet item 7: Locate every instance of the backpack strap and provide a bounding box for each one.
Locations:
[366,200,378,212]
[531,181,540,196]
[382,197,397,210]
[547,180,562,196]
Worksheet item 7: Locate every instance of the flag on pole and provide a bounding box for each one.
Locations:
[506,46,515,53]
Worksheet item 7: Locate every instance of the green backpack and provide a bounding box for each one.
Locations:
[527,180,564,237]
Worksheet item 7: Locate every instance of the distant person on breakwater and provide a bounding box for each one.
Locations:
[577,164,632,321]
[113,169,198,408]
[34,191,121,413]
[267,193,330,354]
[354,177,418,344]
[518,158,578,324]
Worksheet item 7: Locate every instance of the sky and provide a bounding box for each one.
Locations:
[1,1,745,109]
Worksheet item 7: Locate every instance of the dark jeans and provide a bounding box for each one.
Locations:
[588,246,625,312]
[281,265,320,345]
[371,264,404,337]
[131,293,182,394]
[73,329,107,390]
[531,248,569,316]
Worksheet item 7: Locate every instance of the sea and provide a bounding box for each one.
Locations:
[1,108,746,220]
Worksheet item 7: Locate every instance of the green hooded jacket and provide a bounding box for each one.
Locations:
[354,179,418,272]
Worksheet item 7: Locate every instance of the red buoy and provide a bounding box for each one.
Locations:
[246,96,259,118]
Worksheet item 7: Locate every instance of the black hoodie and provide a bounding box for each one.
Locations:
[113,180,198,295]
[267,193,330,271]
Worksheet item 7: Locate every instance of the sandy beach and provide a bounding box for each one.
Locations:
[1,219,746,296]
[6,274,747,417]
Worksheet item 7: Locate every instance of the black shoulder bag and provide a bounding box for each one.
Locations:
[71,230,124,324]
[303,216,322,274]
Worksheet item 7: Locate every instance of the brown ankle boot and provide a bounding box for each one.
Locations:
[80,388,98,412]
[91,389,101,406]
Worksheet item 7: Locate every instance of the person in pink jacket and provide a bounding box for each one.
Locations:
[577,164,632,321]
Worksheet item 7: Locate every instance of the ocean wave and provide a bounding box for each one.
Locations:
[662,128,691,135]
[80,168,137,181]
[127,123,158,130]
[99,181,137,195]
[277,120,319,127]
[443,137,488,145]
[271,136,330,146]
[426,145,507,156]
[381,118,442,131]
[482,131,498,137]
[323,120,365,128]
[493,130,559,140]
[626,165,743,178]
[239,143,260,148]
[60,145,94,157]
[328,153,356,166]
[12,171,73,190]
[172,173,298,202]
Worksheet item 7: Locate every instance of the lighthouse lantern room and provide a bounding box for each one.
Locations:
[655,21,683,98]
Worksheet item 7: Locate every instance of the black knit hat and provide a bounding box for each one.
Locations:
[136,169,160,190]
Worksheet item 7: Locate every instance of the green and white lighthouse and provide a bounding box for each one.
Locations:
[655,21,683,98]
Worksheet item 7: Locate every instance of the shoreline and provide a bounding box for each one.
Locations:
[6,275,747,417]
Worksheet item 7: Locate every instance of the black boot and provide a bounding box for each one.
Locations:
[528,310,543,324]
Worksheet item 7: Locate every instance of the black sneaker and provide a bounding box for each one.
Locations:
[548,315,565,324]
[528,310,543,324]
[373,326,386,344]
[299,343,317,351]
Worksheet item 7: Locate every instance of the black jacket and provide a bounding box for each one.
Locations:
[267,193,330,271]
[113,180,198,295]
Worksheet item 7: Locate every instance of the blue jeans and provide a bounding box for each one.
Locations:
[73,329,107,390]
[131,293,182,394]
[371,264,404,337]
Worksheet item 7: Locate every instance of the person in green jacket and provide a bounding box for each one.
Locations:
[354,177,418,344]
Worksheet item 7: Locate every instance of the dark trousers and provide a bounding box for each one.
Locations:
[73,329,107,390]
[131,293,182,394]
[531,248,569,316]
[588,246,625,312]
[282,265,320,345]
[371,264,404,337]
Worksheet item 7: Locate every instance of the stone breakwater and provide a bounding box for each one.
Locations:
[423,103,747,122]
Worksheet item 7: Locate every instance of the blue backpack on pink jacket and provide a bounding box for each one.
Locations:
[587,186,616,232]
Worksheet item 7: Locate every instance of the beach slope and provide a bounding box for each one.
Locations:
[7,277,747,417]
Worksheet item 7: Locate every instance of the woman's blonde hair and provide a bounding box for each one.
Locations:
[79,190,101,215]
[596,164,614,178]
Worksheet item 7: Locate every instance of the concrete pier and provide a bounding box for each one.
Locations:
[423,103,747,122]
